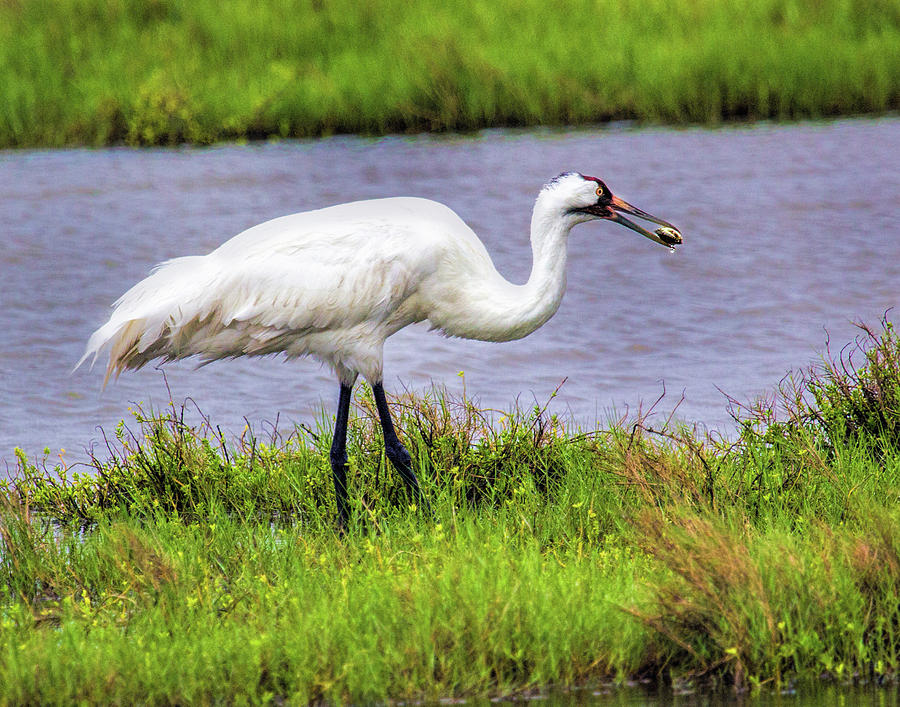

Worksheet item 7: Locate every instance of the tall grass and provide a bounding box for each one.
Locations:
[1,0,899,147]
[2,320,900,702]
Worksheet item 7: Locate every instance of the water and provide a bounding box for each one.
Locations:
[487,681,900,706]
[2,117,899,468]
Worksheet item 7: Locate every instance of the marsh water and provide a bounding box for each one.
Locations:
[2,117,899,467]
[479,681,897,706]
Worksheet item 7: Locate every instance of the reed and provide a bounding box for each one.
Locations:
[1,0,899,147]
[2,321,899,702]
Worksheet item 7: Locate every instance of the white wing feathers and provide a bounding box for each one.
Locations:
[79,220,438,385]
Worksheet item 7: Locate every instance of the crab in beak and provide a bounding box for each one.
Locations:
[608,194,683,250]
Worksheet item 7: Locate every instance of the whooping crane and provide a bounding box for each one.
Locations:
[80,172,682,528]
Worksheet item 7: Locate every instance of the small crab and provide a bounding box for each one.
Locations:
[654,226,683,252]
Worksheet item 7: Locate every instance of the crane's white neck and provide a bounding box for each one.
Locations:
[460,193,575,342]
[520,199,573,326]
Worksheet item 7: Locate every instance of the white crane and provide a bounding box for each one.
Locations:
[80,172,682,527]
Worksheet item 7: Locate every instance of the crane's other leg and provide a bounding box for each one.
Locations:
[330,382,353,529]
[372,382,426,507]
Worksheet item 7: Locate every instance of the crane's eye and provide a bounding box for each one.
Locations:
[596,185,604,197]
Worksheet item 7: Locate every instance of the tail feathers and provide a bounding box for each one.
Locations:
[76,255,212,386]
[76,318,164,387]
[76,252,325,385]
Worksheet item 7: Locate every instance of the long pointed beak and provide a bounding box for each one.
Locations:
[610,195,683,249]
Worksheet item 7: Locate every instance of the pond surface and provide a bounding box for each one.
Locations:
[2,117,899,467]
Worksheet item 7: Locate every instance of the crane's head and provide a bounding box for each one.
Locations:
[542,172,683,250]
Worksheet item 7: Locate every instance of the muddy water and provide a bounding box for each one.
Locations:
[2,117,899,466]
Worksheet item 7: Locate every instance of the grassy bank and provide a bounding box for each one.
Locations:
[2,321,900,703]
[2,0,900,147]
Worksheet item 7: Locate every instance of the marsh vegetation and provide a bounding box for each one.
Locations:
[2,0,899,147]
[2,321,899,703]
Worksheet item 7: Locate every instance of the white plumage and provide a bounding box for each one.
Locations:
[82,197,468,385]
[79,172,681,526]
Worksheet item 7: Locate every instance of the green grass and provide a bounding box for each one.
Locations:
[2,0,900,147]
[2,320,900,703]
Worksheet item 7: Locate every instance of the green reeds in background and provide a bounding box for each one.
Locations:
[1,0,899,147]
[2,321,900,702]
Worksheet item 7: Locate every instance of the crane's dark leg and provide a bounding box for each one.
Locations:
[372,382,427,509]
[330,382,353,530]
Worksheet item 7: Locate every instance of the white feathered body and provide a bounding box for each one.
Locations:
[82,193,574,385]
